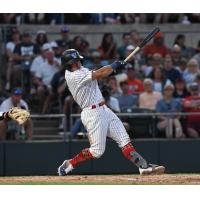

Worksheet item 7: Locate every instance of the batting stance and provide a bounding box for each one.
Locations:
[58,49,165,175]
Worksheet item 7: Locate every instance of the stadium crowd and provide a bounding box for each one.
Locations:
[0,23,200,140]
[1,13,200,25]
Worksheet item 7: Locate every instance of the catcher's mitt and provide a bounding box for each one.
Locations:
[8,107,30,125]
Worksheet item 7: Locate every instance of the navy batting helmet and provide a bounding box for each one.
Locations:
[61,49,83,69]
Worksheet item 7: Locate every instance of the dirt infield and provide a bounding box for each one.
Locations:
[0,174,200,184]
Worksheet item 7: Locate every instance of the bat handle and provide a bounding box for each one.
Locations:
[124,46,140,62]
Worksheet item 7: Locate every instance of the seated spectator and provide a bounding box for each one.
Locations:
[192,40,200,66]
[24,13,45,24]
[174,34,194,58]
[142,53,163,77]
[143,32,169,58]
[117,33,131,59]
[171,44,182,67]
[125,45,135,67]
[117,81,138,112]
[0,88,32,140]
[173,78,190,100]
[98,33,117,62]
[195,73,200,91]
[183,58,199,85]
[176,57,188,75]
[149,66,171,92]
[34,49,60,113]
[163,55,182,84]
[13,31,40,91]
[183,82,200,137]
[5,27,20,91]
[35,30,48,48]
[56,26,71,53]
[50,41,62,63]
[139,78,162,110]
[126,66,144,94]
[130,30,141,47]
[156,84,185,138]
[101,85,120,113]
[107,76,121,98]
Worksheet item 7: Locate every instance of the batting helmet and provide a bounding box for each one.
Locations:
[61,49,83,69]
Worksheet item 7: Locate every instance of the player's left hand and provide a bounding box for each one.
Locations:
[111,60,127,69]
[7,107,30,125]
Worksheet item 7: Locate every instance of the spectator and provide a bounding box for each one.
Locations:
[139,78,162,110]
[5,27,20,91]
[126,66,144,94]
[103,13,118,24]
[176,57,188,75]
[90,51,102,69]
[106,76,121,98]
[183,58,199,85]
[50,41,62,63]
[130,30,141,47]
[34,49,60,113]
[174,34,194,58]
[143,32,169,58]
[195,73,200,91]
[24,14,45,24]
[35,30,48,48]
[149,66,171,92]
[125,45,135,67]
[117,81,138,112]
[183,82,200,137]
[163,55,182,84]
[0,88,32,140]
[117,33,131,59]
[56,26,71,53]
[13,31,40,90]
[171,44,182,66]
[173,78,190,100]
[156,84,185,138]
[98,33,117,62]
[101,85,120,113]
[192,40,200,66]
[142,53,163,77]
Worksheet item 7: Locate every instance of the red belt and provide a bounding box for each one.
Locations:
[91,101,105,109]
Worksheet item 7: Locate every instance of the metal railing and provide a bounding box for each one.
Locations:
[70,112,200,138]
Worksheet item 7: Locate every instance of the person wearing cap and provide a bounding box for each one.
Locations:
[13,31,40,88]
[55,26,71,53]
[183,82,200,137]
[0,88,32,140]
[139,78,162,110]
[143,32,169,58]
[5,27,21,91]
[156,83,185,138]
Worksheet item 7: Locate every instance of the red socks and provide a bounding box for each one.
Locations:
[121,142,136,160]
[69,148,94,167]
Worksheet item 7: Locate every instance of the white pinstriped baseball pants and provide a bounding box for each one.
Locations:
[81,105,131,158]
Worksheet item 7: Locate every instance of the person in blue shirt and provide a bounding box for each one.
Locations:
[156,83,185,138]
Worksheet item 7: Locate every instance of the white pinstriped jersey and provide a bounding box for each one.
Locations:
[65,66,131,157]
[65,67,104,109]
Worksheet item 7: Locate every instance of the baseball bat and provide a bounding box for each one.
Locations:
[124,27,160,62]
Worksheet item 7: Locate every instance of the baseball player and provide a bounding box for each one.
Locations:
[58,49,165,175]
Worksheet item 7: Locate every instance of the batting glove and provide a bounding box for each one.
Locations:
[110,60,127,70]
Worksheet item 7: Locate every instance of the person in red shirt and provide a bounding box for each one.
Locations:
[143,32,169,58]
[183,82,200,137]
[126,66,144,94]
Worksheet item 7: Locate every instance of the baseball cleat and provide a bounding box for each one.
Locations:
[139,164,165,175]
[57,160,74,176]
